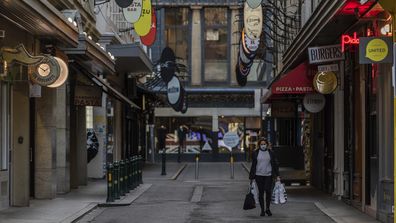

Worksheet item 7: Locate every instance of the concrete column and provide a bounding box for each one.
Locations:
[88,95,107,179]
[35,87,57,199]
[56,85,70,193]
[11,82,30,206]
[191,6,202,86]
[76,106,87,186]
[230,7,239,85]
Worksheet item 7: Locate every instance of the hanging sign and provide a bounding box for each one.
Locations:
[115,0,133,8]
[317,64,339,72]
[246,0,262,9]
[47,57,68,88]
[123,0,142,23]
[140,7,156,46]
[359,37,393,64]
[74,85,102,106]
[167,76,181,106]
[313,71,337,94]
[303,94,326,113]
[160,47,176,83]
[1,44,67,87]
[308,44,344,64]
[30,56,61,86]
[244,2,263,39]
[134,0,152,36]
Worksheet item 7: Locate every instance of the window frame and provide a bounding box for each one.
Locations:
[201,7,231,85]
[163,7,192,85]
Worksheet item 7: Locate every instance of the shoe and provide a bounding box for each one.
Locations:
[260,211,265,216]
[265,209,272,216]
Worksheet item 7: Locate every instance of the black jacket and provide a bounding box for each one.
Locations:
[249,149,280,180]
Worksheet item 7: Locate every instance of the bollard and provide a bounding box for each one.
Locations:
[132,156,137,189]
[195,153,199,180]
[138,155,143,184]
[114,161,120,199]
[230,153,234,179]
[129,157,134,190]
[125,159,130,192]
[161,149,167,175]
[120,160,126,196]
[106,163,114,202]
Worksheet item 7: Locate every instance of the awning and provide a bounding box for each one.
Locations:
[73,63,141,110]
[107,44,152,74]
[271,63,314,95]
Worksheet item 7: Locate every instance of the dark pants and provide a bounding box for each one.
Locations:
[255,175,273,211]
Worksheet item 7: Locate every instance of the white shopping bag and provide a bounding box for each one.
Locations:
[272,181,281,205]
[250,180,259,204]
[279,183,287,204]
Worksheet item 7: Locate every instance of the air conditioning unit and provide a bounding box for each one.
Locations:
[0,30,5,38]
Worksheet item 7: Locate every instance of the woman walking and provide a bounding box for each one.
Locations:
[249,138,280,217]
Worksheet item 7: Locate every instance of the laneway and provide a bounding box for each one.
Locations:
[80,163,353,223]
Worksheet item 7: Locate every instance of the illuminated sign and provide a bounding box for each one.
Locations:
[341,32,359,52]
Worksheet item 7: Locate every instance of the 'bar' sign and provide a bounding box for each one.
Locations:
[308,44,345,64]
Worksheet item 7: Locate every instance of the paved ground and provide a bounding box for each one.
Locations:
[0,162,379,223]
[80,163,364,223]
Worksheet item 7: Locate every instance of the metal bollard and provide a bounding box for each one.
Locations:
[129,157,134,190]
[230,153,234,179]
[161,149,167,175]
[125,159,130,192]
[138,155,143,184]
[132,156,137,189]
[106,163,114,202]
[195,153,199,180]
[120,160,125,196]
[113,161,120,199]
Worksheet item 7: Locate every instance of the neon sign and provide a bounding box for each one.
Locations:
[341,32,359,52]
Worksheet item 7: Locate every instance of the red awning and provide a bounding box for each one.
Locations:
[271,63,314,94]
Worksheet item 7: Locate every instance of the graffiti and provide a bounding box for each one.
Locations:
[87,129,99,163]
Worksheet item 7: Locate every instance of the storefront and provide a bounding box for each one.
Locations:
[154,88,262,162]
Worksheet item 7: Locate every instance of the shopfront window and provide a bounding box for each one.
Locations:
[204,8,228,82]
[155,117,247,154]
[165,8,190,81]
[0,82,10,170]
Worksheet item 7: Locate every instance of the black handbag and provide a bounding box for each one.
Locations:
[243,184,256,210]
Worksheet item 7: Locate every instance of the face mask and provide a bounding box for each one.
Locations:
[260,145,267,150]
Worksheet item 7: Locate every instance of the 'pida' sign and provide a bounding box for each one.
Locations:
[341,32,359,52]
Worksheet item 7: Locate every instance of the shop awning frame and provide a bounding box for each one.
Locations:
[73,63,141,110]
[106,44,153,74]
